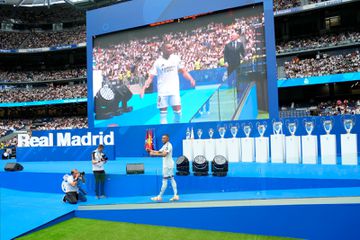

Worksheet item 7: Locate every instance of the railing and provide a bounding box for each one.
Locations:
[190,57,266,122]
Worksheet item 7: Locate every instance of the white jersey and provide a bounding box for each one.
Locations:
[64,175,79,193]
[149,54,184,96]
[92,149,105,171]
[159,141,174,169]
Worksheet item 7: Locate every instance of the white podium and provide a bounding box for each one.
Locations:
[320,134,337,165]
[226,138,241,162]
[270,134,285,163]
[285,136,301,164]
[192,139,206,157]
[204,139,216,162]
[341,134,358,165]
[255,137,269,163]
[182,139,193,161]
[301,135,318,164]
[241,137,254,162]
[215,138,228,159]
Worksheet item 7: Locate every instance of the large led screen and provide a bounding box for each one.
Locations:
[92,4,269,127]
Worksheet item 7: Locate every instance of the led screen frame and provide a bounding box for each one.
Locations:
[86,0,277,128]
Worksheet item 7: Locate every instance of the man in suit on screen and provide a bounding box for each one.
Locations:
[224,33,245,77]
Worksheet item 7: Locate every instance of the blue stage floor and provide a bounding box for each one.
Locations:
[2,186,360,240]
[1,157,360,179]
[0,188,76,240]
[1,157,360,239]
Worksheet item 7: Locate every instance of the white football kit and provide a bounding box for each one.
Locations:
[159,141,174,177]
[149,54,184,109]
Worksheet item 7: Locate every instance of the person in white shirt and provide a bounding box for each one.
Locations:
[62,169,87,204]
[1,148,11,159]
[140,43,196,124]
[91,144,107,199]
[147,134,179,202]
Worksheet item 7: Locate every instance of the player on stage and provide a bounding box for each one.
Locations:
[147,134,179,202]
[140,43,196,124]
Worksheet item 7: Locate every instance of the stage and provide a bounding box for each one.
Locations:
[1,158,360,239]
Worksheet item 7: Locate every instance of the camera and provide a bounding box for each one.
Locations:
[79,171,85,177]
[101,153,108,161]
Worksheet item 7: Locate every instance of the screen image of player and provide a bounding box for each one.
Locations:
[92,4,268,127]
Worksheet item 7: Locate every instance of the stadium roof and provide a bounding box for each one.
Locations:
[0,0,127,9]
[0,0,85,7]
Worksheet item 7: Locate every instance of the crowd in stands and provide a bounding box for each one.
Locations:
[0,84,87,103]
[22,26,86,49]
[277,32,360,54]
[283,50,360,79]
[0,4,84,24]
[0,31,29,50]
[0,25,85,50]
[0,117,88,147]
[0,68,86,83]
[93,15,264,83]
[274,0,330,11]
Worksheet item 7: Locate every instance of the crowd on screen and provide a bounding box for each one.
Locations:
[0,68,86,83]
[317,99,360,116]
[0,84,87,103]
[0,25,85,50]
[273,0,330,11]
[281,99,360,117]
[283,50,360,79]
[93,15,264,83]
[277,32,360,54]
[0,117,88,148]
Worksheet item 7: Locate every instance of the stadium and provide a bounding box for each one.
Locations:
[0,0,359,239]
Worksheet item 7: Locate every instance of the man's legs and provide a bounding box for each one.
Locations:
[158,177,168,198]
[158,96,168,124]
[152,168,179,202]
[93,171,100,197]
[78,191,87,202]
[160,109,168,124]
[172,105,182,123]
[99,171,106,197]
[171,94,182,123]
[65,192,78,204]
[170,176,178,196]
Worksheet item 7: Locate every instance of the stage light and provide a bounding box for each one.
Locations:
[176,156,190,176]
[211,155,228,177]
[192,155,209,176]
[95,81,133,120]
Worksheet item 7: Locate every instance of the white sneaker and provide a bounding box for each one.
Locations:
[151,196,162,202]
[170,195,179,202]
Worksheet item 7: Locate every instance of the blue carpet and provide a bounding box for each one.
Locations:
[79,186,360,206]
[2,186,360,239]
[0,188,76,240]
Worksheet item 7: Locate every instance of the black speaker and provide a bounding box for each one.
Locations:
[176,156,190,176]
[4,163,23,171]
[126,163,144,174]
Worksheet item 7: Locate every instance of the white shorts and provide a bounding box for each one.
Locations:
[157,95,181,109]
[162,167,174,178]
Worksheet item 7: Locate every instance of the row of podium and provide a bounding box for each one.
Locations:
[182,134,358,165]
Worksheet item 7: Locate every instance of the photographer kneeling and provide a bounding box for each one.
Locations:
[62,169,87,204]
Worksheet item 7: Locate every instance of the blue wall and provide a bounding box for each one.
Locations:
[16,115,360,160]
[17,128,116,162]
[76,203,360,240]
